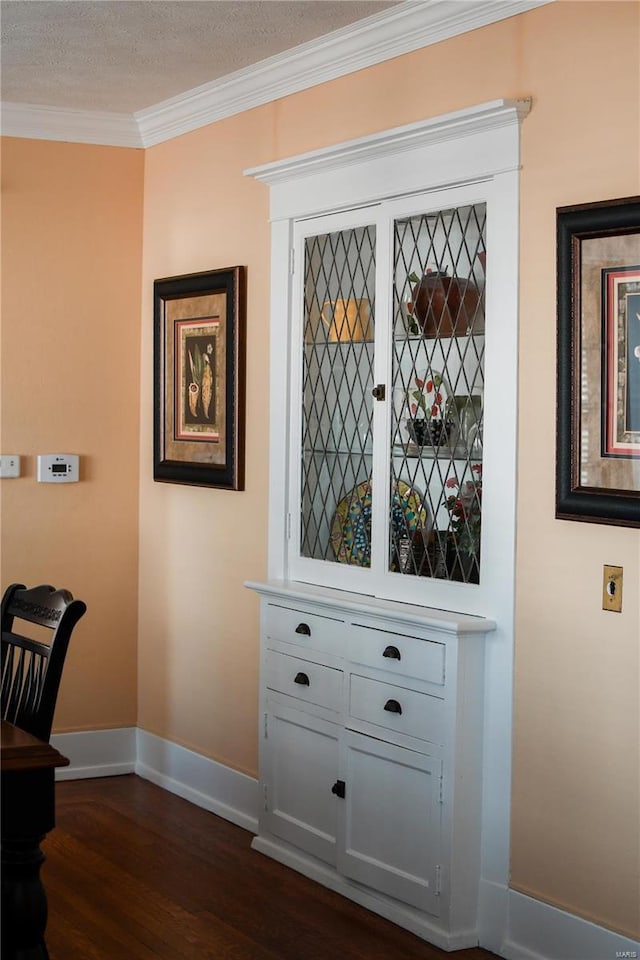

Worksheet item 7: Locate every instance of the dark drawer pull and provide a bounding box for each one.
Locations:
[294,672,310,686]
[295,622,311,636]
[384,698,402,715]
[382,645,401,661]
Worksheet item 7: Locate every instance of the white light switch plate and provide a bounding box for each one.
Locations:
[0,455,21,478]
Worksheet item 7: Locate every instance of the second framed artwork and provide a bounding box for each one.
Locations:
[556,196,640,526]
[154,266,246,490]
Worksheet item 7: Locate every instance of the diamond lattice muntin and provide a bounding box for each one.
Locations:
[390,203,486,583]
[298,205,485,584]
[300,226,376,564]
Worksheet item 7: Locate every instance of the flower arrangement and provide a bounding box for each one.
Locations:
[445,464,482,560]
[406,372,452,447]
[409,373,444,420]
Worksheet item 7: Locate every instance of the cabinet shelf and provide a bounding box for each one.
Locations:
[304,447,373,457]
[303,445,481,459]
[393,332,482,343]
[306,339,374,348]
[394,443,482,461]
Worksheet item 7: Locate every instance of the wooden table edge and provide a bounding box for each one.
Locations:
[1,720,70,772]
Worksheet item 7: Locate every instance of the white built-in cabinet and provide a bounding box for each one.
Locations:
[247,582,494,948]
[245,100,529,950]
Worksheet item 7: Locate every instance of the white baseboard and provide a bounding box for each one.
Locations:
[479,877,510,954]
[50,726,259,835]
[51,727,137,779]
[135,729,259,835]
[480,879,640,960]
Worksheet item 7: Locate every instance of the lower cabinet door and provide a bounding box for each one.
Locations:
[264,699,339,865]
[337,731,442,916]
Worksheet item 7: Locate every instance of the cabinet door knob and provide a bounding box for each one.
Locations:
[384,698,402,715]
[382,645,401,660]
[295,622,311,636]
[372,384,386,401]
[331,780,346,798]
[294,672,310,686]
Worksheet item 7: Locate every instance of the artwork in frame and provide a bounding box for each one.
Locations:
[556,196,640,527]
[154,267,246,490]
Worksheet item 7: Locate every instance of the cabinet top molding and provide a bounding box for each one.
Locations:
[245,98,531,186]
[245,580,497,637]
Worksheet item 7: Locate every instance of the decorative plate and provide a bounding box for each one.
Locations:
[330,479,427,567]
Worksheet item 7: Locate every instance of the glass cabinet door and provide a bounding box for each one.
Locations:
[389,202,486,584]
[299,223,376,567]
[292,196,488,595]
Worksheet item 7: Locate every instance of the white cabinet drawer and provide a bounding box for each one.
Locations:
[347,625,445,687]
[348,674,444,745]
[265,602,344,656]
[266,650,343,712]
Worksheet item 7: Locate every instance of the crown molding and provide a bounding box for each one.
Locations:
[1,0,552,149]
[0,101,142,148]
[135,0,549,147]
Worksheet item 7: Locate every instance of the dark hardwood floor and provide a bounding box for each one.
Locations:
[43,775,500,960]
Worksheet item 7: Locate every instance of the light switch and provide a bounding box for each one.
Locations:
[0,455,21,478]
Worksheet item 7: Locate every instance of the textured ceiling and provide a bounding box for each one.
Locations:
[0,0,400,114]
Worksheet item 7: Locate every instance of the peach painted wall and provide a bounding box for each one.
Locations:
[512,4,639,937]
[139,1,639,936]
[0,138,143,730]
[137,110,275,773]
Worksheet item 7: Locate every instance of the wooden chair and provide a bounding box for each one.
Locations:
[1,583,86,742]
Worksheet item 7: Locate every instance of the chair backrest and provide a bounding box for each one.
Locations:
[1,582,87,742]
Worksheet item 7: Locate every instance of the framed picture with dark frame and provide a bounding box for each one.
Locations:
[556,196,640,527]
[154,266,246,490]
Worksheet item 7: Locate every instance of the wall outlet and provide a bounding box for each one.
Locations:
[602,565,623,613]
[0,455,21,478]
